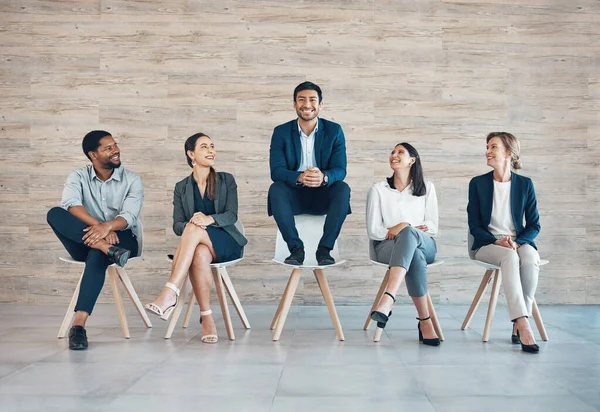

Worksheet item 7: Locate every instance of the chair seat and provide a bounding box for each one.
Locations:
[59,256,142,266]
[272,258,347,269]
[165,256,243,268]
[470,258,549,271]
[368,259,445,268]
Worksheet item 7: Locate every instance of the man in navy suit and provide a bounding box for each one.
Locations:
[268,81,351,266]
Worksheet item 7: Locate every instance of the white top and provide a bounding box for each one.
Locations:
[489,180,517,238]
[366,179,439,240]
[297,121,318,171]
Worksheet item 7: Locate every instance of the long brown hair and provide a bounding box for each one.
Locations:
[486,132,522,170]
[184,133,217,200]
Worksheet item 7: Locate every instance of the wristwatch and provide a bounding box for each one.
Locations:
[321,174,329,186]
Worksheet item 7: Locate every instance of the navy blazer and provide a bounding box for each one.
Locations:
[467,171,540,251]
[172,172,247,247]
[269,118,347,187]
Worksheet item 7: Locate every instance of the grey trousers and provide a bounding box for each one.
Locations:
[475,241,540,320]
[373,226,437,297]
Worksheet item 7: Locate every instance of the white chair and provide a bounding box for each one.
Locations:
[57,220,152,339]
[270,214,346,341]
[164,220,250,340]
[461,232,549,342]
[363,240,445,342]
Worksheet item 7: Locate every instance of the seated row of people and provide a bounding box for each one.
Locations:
[46,82,541,353]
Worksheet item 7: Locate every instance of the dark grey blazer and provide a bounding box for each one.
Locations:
[172,172,248,247]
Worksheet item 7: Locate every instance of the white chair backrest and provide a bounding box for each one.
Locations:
[135,219,144,258]
[234,219,245,258]
[274,214,341,266]
[467,230,476,260]
[368,239,377,262]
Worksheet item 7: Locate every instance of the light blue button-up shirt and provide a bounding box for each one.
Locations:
[297,121,318,171]
[61,164,144,240]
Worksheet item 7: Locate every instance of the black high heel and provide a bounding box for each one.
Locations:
[417,316,441,346]
[516,329,540,353]
[370,292,395,329]
[511,323,520,344]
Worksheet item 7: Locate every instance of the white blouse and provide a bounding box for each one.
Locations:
[489,180,517,238]
[366,180,439,241]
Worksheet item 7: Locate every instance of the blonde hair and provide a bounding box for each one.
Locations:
[486,132,522,170]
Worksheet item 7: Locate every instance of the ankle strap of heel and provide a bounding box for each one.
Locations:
[384,292,396,302]
[416,316,431,321]
[165,282,180,296]
[200,309,213,317]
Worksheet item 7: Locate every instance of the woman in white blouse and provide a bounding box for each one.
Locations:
[366,142,440,346]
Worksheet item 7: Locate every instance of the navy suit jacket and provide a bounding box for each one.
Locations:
[269,118,347,187]
[467,171,540,251]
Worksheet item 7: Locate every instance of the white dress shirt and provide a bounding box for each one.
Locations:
[489,180,517,238]
[366,179,439,240]
[297,121,318,171]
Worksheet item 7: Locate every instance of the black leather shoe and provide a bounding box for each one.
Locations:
[69,325,88,350]
[316,247,335,266]
[370,292,395,329]
[284,246,305,266]
[107,246,131,267]
[512,326,521,344]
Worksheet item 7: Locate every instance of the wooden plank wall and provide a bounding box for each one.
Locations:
[1,0,598,306]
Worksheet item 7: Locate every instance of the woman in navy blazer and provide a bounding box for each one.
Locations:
[467,132,541,353]
[145,133,247,344]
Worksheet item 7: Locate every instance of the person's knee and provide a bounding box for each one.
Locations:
[46,206,64,225]
[501,249,519,265]
[329,181,350,200]
[396,225,418,241]
[269,181,291,199]
[191,245,213,268]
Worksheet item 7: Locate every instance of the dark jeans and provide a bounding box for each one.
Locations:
[46,207,138,315]
[267,181,351,250]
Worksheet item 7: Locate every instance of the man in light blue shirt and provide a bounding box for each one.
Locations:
[47,130,144,350]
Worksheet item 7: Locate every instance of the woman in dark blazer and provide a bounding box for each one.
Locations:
[467,132,541,353]
[145,133,247,343]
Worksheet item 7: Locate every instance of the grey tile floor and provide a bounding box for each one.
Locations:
[0,303,599,412]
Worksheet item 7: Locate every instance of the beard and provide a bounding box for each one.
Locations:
[102,159,121,170]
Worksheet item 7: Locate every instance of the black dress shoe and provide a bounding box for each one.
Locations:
[316,247,335,266]
[69,325,88,350]
[107,246,131,267]
[284,246,305,266]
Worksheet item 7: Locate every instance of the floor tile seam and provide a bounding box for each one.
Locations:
[0,363,33,384]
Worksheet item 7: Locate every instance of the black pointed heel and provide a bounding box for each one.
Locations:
[370,292,396,329]
[512,328,521,344]
[417,316,441,346]
[516,328,540,353]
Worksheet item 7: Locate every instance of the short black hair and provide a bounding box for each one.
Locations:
[82,130,111,160]
[293,81,323,103]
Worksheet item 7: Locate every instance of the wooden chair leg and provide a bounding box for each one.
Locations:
[164,279,189,339]
[213,268,235,341]
[220,268,251,329]
[373,326,384,342]
[272,269,302,341]
[270,272,293,330]
[532,299,548,341]
[57,270,84,338]
[364,269,390,330]
[482,269,501,342]
[108,266,130,339]
[314,269,345,341]
[116,267,152,328]
[427,293,444,341]
[461,269,494,330]
[182,289,195,328]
